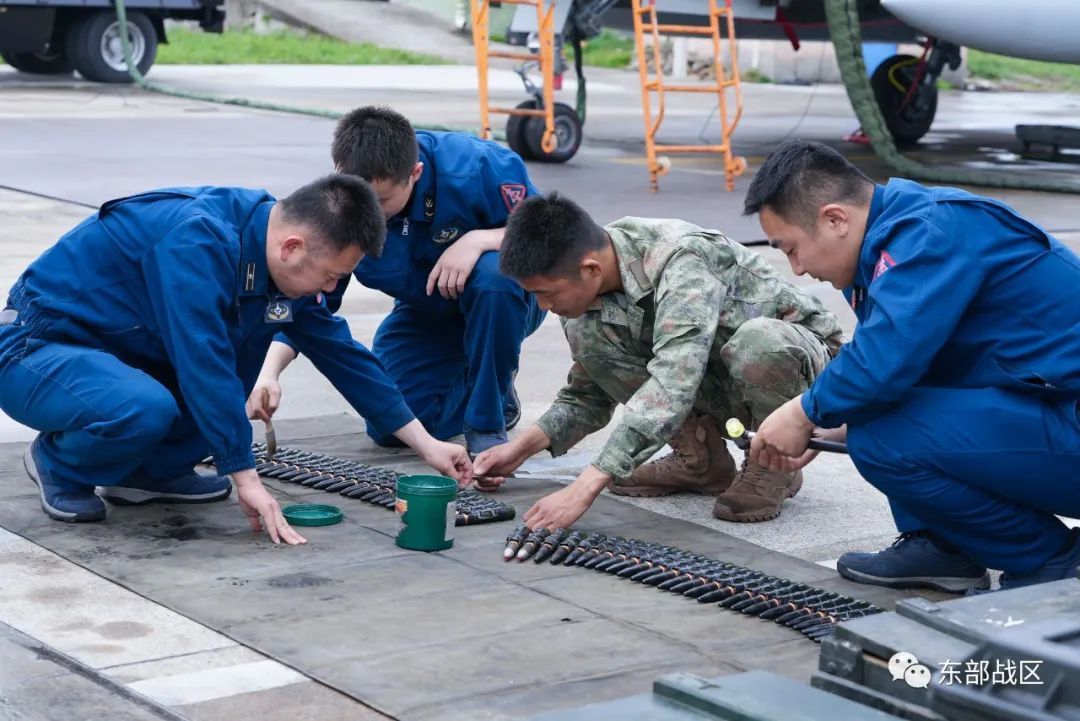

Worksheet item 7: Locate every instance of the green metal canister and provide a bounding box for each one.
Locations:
[394,475,457,551]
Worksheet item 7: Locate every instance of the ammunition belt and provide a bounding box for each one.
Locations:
[503,526,884,642]
[204,444,516,526]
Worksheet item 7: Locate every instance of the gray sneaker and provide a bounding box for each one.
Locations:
[837,531,991,593]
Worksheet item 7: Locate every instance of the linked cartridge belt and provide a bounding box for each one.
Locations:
[503,526,884,642]
[203,444,516,526]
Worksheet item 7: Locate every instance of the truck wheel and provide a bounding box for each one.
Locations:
[1,46,73,75]
[523,102,582,163]
[66,10,157,84]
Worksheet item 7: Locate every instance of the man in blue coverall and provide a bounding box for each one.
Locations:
[249,106,546,456]
[744,140,1080,593]
[0,176,471,543]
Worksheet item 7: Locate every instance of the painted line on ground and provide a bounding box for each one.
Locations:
[126,659,307,707]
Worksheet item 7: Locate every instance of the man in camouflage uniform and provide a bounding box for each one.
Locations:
[472,193,843,529]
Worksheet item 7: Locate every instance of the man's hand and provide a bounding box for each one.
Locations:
[420,439,474,487]
[426,233,485,300]
[472,441,531,492]
[750,396,816,472]
[523,465,610,530]
[233,471,307,545]
[246,378,281,422]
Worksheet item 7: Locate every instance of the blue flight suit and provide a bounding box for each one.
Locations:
[330,130,545,444]
[0,188,414,490]
[802,179,1080,573]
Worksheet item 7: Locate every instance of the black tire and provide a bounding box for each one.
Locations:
[66,10,157,84]
[506,99,538,161]
[1,46,73,75]
[870,53,937,145]
[523,102,583,163]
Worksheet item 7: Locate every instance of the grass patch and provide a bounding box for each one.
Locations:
[967,49,1080,91]
[581,29,635,69]
[157,28,451,65]
[742,68,772,84]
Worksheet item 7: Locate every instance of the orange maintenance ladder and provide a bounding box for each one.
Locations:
[630,0,746,191]
[470,0,557,155]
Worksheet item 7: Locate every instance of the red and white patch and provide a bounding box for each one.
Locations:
[500,183,527,212]
[873,250,896,281]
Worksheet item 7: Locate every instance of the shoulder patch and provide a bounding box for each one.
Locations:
[434,227,460,244]
[500,184,527,212]
[873,250,896,281]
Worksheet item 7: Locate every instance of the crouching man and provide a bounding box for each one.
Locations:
[0,176,471,542]
[473,193,843,529]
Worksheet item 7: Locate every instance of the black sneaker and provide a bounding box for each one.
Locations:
[837,531,991,593]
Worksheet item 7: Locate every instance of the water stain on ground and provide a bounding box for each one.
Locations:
[75,643,126,656]
[24,586,82,604]
[94,621,152,640]
[0,551,64,574]
[131,514,230,543]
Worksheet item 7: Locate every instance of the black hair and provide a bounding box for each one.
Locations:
[331,105,418,185]
[743,140,873,228]
[500,192,608,279]
[279,174,386,257]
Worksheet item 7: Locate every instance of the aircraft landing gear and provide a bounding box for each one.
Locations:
[509,99,582,163]
[871,41,961,145]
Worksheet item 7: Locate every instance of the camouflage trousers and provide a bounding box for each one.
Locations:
[579,317,835,429]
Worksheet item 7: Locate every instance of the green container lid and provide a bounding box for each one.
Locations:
[396,474,457,497]
[282,504,344,527]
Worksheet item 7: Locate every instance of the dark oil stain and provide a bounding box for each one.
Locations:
[68,545,120,563]
[165,526,201,542]
[266,572,340,589]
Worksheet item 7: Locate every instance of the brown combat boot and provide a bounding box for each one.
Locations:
[610,415,737,498]
[711,459,803,522]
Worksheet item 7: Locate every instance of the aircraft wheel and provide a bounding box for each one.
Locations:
[524,102,582,163]
[871,53,937,145]
[506,99,538,161]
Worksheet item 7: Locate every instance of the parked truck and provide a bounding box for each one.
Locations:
[0,1,223,83]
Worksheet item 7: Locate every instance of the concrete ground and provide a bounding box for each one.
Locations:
[0,61,1078,719]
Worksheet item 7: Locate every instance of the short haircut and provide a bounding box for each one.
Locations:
[279,174,386,257]
[500,193,608,279]
[331,106,418,185]
[743,140,873,228]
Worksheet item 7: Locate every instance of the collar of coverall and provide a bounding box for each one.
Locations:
[850,183,887,293]
[405,138,438,224]
[583,224,653,336]
[605,224,654,305]
[237,200,278,297]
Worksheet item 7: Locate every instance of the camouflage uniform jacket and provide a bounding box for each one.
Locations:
[534,217,844,480]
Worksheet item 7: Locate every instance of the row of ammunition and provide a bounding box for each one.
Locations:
[503,527,883,642]
[202,444,516,526]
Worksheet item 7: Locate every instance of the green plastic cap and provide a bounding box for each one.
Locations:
[282,504,344,527]
[725,418,746,440]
